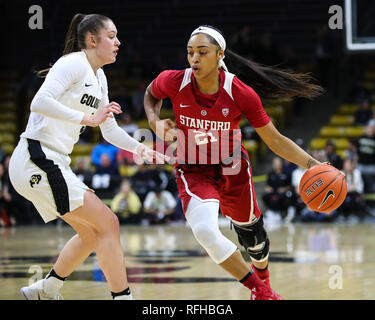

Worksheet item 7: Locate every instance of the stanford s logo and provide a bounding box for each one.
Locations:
[318,189,335,209]
[222,108,229,117]
[30,174,41,188]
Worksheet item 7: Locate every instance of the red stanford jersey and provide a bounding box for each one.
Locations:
[152,68,270,165]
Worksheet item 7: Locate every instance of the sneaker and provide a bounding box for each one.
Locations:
[250,286,284,300]
[20,279,64,300]
[251,264,270,288]
[114,293,135,300]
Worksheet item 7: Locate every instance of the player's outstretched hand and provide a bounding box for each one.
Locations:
[136,144,170,164]
[81,101,122,127]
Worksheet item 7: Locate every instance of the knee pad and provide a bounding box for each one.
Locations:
[192,223,219,248]
[233,217,270,262]
[186,198,237,264]
[191,222,237,264]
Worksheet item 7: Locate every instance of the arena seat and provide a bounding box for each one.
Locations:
[337,104,358,115]
[319,126,365,138]
[309,138,349,150]
[119,165,139,177]
[70,155,92,169]
[0,101,17,111]
[338,104,375,115]
[0,113,17,122]
[0,122,17,134]
[1,143,14,154]
[72,143,96,156]
[329,115,354,126]
[0,133,15,144]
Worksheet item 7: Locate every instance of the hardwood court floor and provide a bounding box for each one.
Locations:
[1,220,375,300]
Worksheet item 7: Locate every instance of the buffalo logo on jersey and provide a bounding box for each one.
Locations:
[29,174,41,188]
[80,94,101,109]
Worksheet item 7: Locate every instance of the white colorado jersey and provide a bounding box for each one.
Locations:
[21,51,138,155]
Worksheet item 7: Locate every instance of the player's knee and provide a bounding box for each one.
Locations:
[99,211,120,236]
[79,228,97,248]
[191,223,218,248]
[109,213,120,234]
[191,222,237,264]
[233,220,270,262]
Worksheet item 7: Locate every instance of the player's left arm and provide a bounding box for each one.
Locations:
[234,78,321,170]
[255,121,321,169]
[98,70,168,163]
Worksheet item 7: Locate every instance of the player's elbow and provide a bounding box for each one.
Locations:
[30,95,44,113]
[30,92,52,114]
[264,133,284,153]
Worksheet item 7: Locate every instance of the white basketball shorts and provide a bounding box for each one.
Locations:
[9,137,92,223]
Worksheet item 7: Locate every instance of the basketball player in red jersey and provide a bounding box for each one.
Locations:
[144,26,324,300]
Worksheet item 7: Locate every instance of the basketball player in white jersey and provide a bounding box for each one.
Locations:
[9,13,167,300]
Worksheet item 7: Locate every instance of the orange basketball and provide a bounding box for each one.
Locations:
[299,164,347,213]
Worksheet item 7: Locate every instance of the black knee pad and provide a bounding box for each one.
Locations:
[232,216,270,261]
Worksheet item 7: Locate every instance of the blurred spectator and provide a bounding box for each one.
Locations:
[91,138,119,170]
[325,140,343,170]
[0,146,5,164]
[95,153,120,176]
[344,139,359,166]
[143,186,177,225]
[241,124,257,140]
[290,165,307,222]
[339,159,367,220]
[357,121,375,193]
[311,149,328,163]
[355,99,373,126]
[1,156,34,226]
[130,82,147,120]
[262,157,295,222]
[152,164,172,192]
[92,154,121,199]
[348,80,372,104]
[283,159,297,176]
[131,164,157,202]
[73,158,93,188]
[117,148,138,166]
[111,179,142,224]
[0,163,5,227]
[120,113,139,137]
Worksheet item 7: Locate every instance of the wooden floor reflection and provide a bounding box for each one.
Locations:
[1,220,374,300]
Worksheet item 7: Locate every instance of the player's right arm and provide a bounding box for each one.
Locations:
[144,84,177,141]
[144,70,181,141]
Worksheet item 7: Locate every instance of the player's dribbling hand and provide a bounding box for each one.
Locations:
[154,119,178,142]
[81,102,122,127]
[135,144,170,164]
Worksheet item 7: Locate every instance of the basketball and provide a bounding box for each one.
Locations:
[299,164,347,213]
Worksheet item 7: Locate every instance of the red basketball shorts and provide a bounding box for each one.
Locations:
[175,148,262,225]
